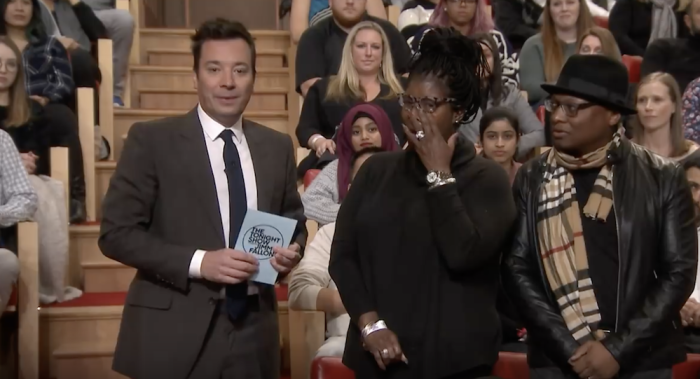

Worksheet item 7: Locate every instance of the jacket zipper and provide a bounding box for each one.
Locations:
[612,166,621,333]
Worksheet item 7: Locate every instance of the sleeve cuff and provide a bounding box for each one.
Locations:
[189,249,206,278]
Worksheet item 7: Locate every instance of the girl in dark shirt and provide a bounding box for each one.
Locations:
[329,27,516,379]
[295,20,405,178]
[0,36,85,223]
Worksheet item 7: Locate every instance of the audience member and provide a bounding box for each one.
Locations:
[683,77,700,143]
[632,72,699,161]
[295,0,410,97]
[290,147,381,359]
[0,128,37,313]
[290,0,388,43]
[397,0,437,37]
[505,54,697,379]
[476,106,522,184]
[459,33,543,158]
[2,0,87,222]
[296,21,405,177]
[81,0,135,107]
[609,0,687,56]
[577,26,622,59]
[641,0,700,93]
[301,103,399,226]
[519,0,594,105]
[408,0,520,87]
[99,19,307,379]
[37,0,104,113]
[330,28,516,378]
[681,155,700,354]
[494,0,608,51]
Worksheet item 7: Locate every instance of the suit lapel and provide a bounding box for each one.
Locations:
[244,119,274,213]
[175,109,226,245]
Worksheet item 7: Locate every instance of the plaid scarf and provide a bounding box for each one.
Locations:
[537,130,622,342]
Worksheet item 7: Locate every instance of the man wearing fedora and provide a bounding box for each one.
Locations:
[504,54,698,379]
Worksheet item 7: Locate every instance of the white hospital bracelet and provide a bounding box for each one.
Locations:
[362,320,387,339]
[309,135,324,149]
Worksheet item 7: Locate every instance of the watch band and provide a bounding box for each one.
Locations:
[361,320,387,339]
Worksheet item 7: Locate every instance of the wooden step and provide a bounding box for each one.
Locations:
[96,161,117,220]
[147,47,286,68]
[138,87,287,111]
[113,109,289,161]
[66,224,102,288]
[129,65,289,102]
[139,29,290,63]
[41,304,123,378]
[54,342,125,379]
[82,261,135,293]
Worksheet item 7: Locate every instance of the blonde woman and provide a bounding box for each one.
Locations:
[577,26,622,60]
[632,72,699,161]
[295,21,405,178]
[519,0,594,104]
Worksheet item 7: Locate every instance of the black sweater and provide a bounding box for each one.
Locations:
[641,34,700,92]
[0,101,51,176]
[329,138,517,378]
[609,0,687,56]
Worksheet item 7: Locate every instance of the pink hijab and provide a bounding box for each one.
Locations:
[336,103,399,200]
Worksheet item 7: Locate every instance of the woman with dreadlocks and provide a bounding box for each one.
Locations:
[329,27,517,379]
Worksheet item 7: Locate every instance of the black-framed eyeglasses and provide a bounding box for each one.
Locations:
[398,94,457,113]
[544,98,597,118]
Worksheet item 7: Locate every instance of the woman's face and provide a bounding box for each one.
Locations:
[351,116,382,151]
[401,76,459,142]
[479,42,494,79]
[480,119,518,164]
[579,35,603,55]
[0,43,19,92]
[549,0,580,30]
[445,0,477,28]
[4,0,32,29]
[351,29,383,75]
[636,81,676,132]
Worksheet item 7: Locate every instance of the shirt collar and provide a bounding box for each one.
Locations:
[197,104,244,143]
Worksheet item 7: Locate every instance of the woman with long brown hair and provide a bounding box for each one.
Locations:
[577,26,622,60]
[520,0,594,104]
[632,72,699,161]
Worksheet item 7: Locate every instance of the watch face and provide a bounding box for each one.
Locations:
[427,172,438,183]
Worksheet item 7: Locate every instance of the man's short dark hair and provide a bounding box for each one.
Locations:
[191,18,257,75]
[683,154,700,172]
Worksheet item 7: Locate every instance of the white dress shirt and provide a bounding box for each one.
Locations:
[188,105,259,294]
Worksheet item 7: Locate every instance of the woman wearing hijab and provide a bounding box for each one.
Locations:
[329,27,516,379]
[301,103,400,226]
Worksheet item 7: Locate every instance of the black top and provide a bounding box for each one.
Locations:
[572,168,619,331]
[641,35,700,92]
[295,77,406,148]
[0,102,51,176]
[493,0,542,50]
[329,138,517,378]
[609,0,687,56]
[294,14,412,94]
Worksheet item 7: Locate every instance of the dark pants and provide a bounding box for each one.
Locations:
[439,365,493,379]
[67,49,101,124]
[529,367,672,379]
[43,103,86,205]
[186,296,281,379]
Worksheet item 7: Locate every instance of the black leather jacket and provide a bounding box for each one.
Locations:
[503,139,698,374]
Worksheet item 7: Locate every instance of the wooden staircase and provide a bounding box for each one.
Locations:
[41,22,295,379]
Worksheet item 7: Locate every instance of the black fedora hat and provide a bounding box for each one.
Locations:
[541,54,636,115]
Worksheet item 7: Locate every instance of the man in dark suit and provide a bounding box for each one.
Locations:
[99,18,307,379]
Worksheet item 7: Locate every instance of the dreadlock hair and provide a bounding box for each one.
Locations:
[409,27,487,125]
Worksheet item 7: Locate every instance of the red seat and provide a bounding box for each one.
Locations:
[493,352,529,379]
[311,357,353,379]
[674,354,700,379]
[594,16,609,28]
[622,55,643,83]
[537,106,546,124]
[304,169,321,190]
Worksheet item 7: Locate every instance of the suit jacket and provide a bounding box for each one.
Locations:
[98,109,307,379]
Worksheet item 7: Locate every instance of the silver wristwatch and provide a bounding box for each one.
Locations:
[426,171,455,189]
